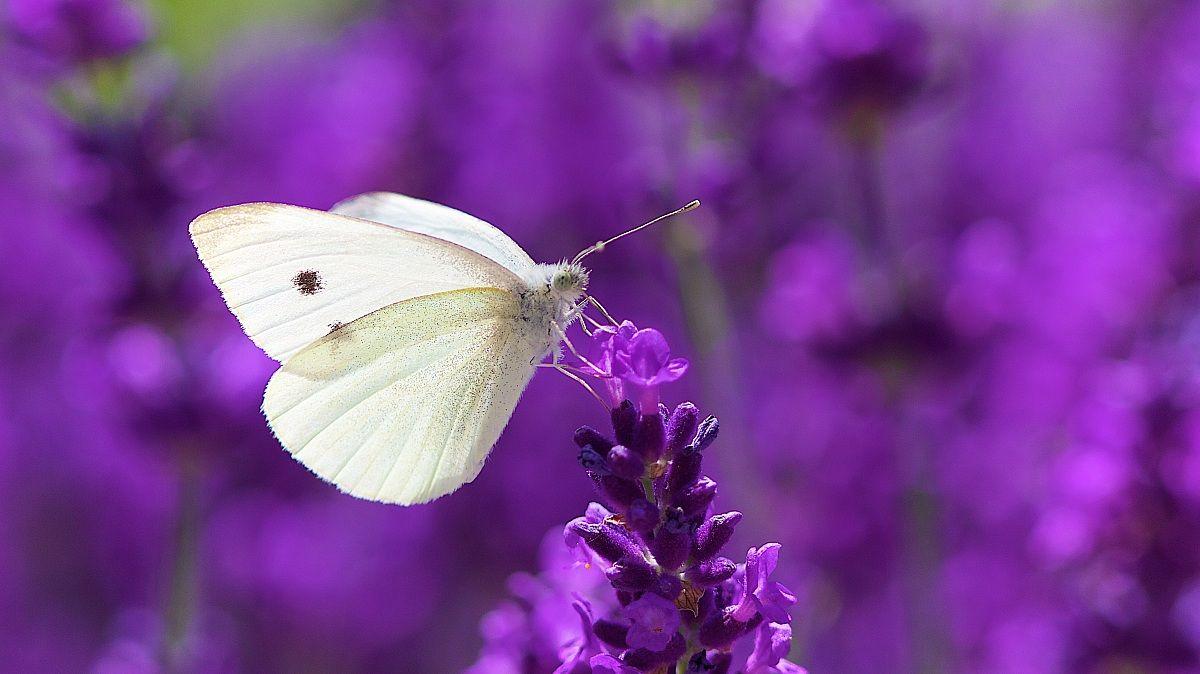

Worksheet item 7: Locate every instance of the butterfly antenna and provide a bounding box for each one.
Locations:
[572,199,700,265]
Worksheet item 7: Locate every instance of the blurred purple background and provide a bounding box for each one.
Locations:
[5,0,1200,671]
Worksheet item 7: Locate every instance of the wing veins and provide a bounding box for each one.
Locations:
[379,338,489,501]
[270,313,503,452]
[212,252,350,285]
[275,338,464,455]
[413,327,513,499]
[264,312,493,423]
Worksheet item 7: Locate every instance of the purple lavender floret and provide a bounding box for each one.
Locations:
[472,325,802,673]
[593,321,690,413]
[624,593,681,651]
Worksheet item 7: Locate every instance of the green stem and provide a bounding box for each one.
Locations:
[641,474,655,502]
[161,452,201,671]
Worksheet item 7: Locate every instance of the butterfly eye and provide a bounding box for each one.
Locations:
[552,271,574,291]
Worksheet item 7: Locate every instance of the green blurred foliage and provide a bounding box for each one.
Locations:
[145,0,360,70]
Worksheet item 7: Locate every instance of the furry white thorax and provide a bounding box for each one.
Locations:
[516,262,589,356]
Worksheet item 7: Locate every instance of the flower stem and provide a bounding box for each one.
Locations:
[161,451,200,669]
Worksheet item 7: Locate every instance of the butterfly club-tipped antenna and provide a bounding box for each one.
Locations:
[571,199,700,265]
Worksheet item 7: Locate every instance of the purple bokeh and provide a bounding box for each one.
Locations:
[4,0,1200,671]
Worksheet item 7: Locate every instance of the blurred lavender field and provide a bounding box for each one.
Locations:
[5,0,1200,671]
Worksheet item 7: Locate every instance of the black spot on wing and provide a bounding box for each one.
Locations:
[327,321,344,334]
[293,269,324,295]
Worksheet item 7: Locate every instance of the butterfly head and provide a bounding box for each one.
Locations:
[549,262,589,298]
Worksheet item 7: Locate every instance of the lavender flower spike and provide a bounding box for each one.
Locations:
[472,322,799,672]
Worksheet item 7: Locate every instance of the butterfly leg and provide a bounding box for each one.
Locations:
[538,361,608,379]
[568,302,607,337]
[580,312,607,334]
[552,322,606,374]
[564,301,592,336]
[537,363,611,409]
[582,295,619,326]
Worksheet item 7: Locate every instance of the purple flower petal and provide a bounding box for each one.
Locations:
[623,592,681,651]
[745,621,792,672]
[583,320,688,410]
[589,653,640,674]
[554,600,601,674]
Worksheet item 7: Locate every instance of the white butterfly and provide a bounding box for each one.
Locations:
[190,192,697,505]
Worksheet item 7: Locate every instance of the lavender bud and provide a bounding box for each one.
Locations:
[685,557,737,586]
[634,411,665,461]
[612,400,638,447]
[691,512,742,562]
[675,476,717,517]
[593,618,629,648]
[607,445,645,480]
[698,612,749,649]
[650,507,691,570]
[692,415,719,452]
[627,498,660,533]
[598,474,642,510]
[666,450,703,499]
[650,533,689,571]
[606,557,657,591]
[566,520,640,564]
[665,402,699,457]
[577,446,609,474]
[573,425,613,454]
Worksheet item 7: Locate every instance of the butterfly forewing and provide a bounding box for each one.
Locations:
[190,202,521,362]
[262,287,541,505]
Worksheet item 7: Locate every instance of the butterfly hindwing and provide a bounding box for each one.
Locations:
[262,287,541,505]
[330,192,537,276]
